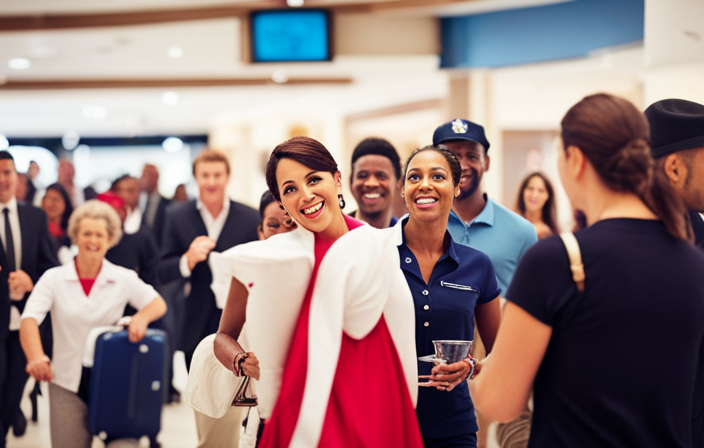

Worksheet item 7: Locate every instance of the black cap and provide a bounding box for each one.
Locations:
[644,98,704,158]
[432,118,490,152]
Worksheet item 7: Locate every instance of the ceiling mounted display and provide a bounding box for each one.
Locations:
[250,9,332,63]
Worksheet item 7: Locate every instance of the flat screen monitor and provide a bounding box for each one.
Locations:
[250,9,332,63]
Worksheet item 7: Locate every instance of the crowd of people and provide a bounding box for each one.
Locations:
[0,93,703,448]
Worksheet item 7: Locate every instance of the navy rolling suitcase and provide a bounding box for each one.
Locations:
[89,329,167,447]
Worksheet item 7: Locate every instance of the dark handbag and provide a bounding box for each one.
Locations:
[232,375,258,407]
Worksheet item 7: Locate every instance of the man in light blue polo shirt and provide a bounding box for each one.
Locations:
[433,119,537,294]
[433,119,536,448]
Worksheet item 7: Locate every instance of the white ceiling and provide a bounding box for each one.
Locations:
[0,0,567,15]
[3,0,689,140]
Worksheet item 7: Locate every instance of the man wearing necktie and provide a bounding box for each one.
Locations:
[0,152,58,447]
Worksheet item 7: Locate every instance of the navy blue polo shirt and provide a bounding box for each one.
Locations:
[397,217,500,439]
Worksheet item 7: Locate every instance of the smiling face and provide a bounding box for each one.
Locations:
[42,188,67,224]
[442,140,488,200]
[276,158,344,236]
[350,154,397,219]
[195,161,229,207]
[0,159,17,204]
[403,150,460,225]
[258,200,292,240]
[76,217,110,264]
[113,177,140,210]
[523,175,550,213]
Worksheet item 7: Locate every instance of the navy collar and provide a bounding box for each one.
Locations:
[394,216,460,264]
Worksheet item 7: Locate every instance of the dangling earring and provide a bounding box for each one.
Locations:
[338,193,346,209]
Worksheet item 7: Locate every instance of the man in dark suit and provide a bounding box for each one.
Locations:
[0,152,58,447]
[139,164,170,247]
[159,149,258,447]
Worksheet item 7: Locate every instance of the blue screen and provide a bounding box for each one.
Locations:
[251,10,330,62]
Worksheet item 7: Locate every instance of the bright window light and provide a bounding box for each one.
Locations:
[8,58,31,70]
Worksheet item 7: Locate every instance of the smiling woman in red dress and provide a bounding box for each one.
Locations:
[213,136,423,448]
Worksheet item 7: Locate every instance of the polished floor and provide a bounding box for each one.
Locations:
[7,352,197,448]
[7,351,501,447]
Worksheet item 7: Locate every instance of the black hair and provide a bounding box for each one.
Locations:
[0,151,15,165]
[351,138,402,180]
[266,136,338,202]
[110,174,137,191]
[259,190,276,218]
[403,145,462,186]
[44,183,74,231]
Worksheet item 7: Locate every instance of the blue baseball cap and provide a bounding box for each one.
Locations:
[432,118,490,152]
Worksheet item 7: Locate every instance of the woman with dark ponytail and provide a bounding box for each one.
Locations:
[470,94,704,448]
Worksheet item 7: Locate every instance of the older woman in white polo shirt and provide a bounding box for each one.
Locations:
[19,200,167,448]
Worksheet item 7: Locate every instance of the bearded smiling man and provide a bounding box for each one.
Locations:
[432,119,537,448]
[433,119,536,295]
[348,137,402,229]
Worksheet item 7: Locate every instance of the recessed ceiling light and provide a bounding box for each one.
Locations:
[162,91,179,106]
[82,106,107,119]
[287,0,304,7]
[168,47,184,58]
[272,70,289,84]
[8,58,31,70]
[0,135,8,150]
[163,137,183,153]
[62,131,80,150]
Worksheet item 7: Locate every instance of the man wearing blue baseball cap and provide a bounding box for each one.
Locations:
[432,118,537,448]
[433,118,536,295]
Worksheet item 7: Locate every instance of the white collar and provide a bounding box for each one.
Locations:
[196,196,230,215]
[61,257,119,285]
[0,196,18,213]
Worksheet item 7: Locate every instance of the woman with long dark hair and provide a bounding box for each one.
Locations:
[41,183,73,259]
[470,93,704,448]
[213,136,423,447]
[515,172,558,239]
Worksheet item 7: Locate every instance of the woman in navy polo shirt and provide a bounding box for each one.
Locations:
[397,145,501,447]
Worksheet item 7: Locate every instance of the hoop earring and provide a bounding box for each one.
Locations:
[338,194,346,209]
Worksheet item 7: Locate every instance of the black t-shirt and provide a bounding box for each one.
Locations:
[507,218,704,448]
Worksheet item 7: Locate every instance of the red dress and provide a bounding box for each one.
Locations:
[259,218,423,448]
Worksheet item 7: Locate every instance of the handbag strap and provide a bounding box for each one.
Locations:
[559,232,585,293]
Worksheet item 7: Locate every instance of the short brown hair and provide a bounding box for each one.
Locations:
[265,137,338,202]
[192,149,230,176]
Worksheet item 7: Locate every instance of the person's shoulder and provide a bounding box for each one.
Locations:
[519,234,568,267]
[103,259,143,281]
[166,199,196,217]
[229,200,259,219]
[42,263,65,278]
[490,200,535,230]
[18,201,46,217]
[452,238,490,262]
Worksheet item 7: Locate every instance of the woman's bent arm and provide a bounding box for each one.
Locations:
[215,277,248,374]
[20,318,53,382]
[470,301,551,422]
[475,296,501,354]
[129,296,168,342]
